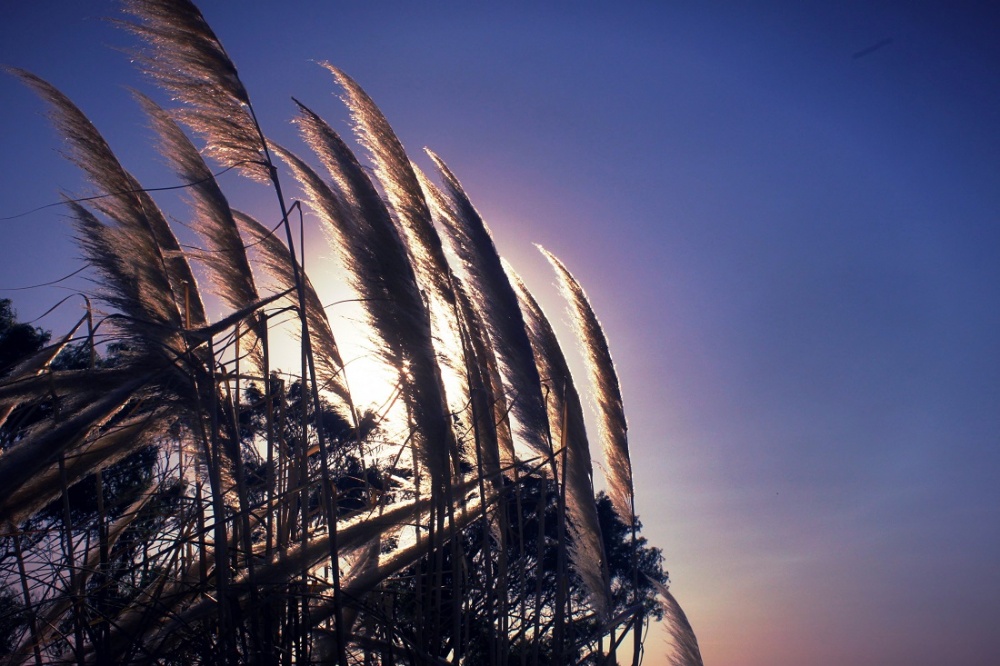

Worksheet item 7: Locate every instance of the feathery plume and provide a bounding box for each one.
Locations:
[285,104,421,374]
[136,93,265,372]
[233,209,350,411]
[322,65,452,306]
[287,103,453,487]
[425,150,550,458]
[324,65,470,451]
[9,70,206,345]
[410,165,473,430]
[67,200,185,354]
[452,278,506,476]
[418,168,518,467]
[539,246,635,526]
[506,263,611,619]
[122,0,271,182]
[650,579,705,666]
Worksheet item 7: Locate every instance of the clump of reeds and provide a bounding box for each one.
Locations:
[0,1,700,663]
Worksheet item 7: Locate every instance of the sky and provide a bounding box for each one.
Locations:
[2,2,999,664]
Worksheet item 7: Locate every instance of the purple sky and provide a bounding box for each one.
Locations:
[2,2,999,664]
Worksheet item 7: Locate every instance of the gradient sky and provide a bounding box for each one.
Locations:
[2,2,999,665]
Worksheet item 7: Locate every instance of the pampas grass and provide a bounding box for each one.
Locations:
[539,246,635,527]
[506,262,611,623]
[0,2,699,663]
[651,579,705,666]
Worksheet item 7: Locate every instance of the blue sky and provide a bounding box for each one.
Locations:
[2,2,999,664]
